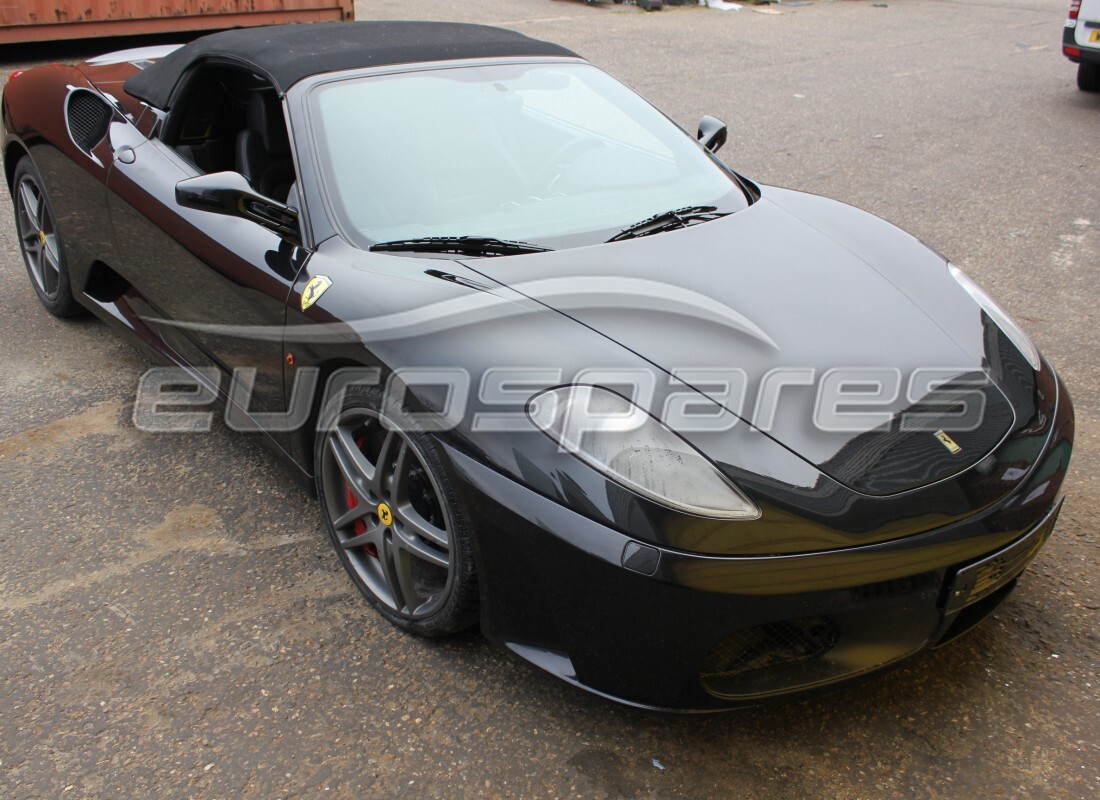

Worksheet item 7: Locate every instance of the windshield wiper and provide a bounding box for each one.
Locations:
[607,205,728,243]
[370,236,552,257]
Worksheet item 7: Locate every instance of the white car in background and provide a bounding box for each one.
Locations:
[1065,0,1100,90]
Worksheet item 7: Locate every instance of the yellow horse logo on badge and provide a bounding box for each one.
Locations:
[933,430,962,454]
[301,275,332,311]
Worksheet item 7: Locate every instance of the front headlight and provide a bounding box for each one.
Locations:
[949,263,1040,370]
[527,385,759,520]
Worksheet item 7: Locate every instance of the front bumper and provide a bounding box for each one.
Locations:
[445,368,1074,711]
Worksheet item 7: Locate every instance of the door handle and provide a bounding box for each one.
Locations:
[114,146,136,164]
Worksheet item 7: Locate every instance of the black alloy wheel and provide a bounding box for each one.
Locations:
[12,157,83,317]
[316,387,479,636]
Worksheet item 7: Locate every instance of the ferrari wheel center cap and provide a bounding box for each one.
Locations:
[38,230,46,244]
[377,503,393,527]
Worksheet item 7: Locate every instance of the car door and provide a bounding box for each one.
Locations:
[104,91,306,425]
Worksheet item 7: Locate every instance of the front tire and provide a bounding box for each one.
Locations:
[315,385,479,637]
[1079,61,1100,92]
[11,157,83,317]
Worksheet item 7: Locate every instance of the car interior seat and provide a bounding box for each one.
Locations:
[236,91,296,202]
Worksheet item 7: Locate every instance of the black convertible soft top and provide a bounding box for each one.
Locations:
[123,21,580,110]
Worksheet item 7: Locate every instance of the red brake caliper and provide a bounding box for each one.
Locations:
[346,436,379,559]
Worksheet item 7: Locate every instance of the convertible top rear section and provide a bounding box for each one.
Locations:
[123,21,579,109]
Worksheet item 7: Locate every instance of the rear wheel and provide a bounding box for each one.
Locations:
[11,157,83,317]
[315,386,479,636]
[1079,61,1100,92]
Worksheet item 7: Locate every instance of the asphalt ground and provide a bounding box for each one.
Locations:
[0,0,1096,797]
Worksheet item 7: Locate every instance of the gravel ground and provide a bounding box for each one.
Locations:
[0,1,1097,797]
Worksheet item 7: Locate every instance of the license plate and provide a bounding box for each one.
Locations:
[944,500,1062,614]
[1091,30,1100,43]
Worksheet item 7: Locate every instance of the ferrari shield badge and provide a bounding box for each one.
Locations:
[301,275,332,311]
[933,430,962,454]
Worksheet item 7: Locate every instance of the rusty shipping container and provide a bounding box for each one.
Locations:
[0,1,355,45]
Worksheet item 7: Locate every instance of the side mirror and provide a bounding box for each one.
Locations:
[697,115,728,154]
[176,171,299,240]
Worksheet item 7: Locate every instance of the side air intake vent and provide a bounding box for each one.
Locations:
[66,90,113,154]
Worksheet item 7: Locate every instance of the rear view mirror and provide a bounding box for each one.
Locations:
[697,115,728,153]
[176,171,299,240]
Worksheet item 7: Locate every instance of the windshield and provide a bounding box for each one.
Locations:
[308,61,749,249]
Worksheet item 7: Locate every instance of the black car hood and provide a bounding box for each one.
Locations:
[462,189,1019,496]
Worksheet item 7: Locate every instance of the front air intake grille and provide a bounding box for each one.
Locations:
[66,90,112,153]
[700,606,940,699]
[850,570,939,602]
[701,617,840,682]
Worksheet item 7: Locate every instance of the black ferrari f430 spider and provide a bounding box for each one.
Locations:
[2,22,1073,710]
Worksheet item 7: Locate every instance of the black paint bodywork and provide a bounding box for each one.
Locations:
[1,30,1074,710]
